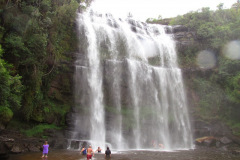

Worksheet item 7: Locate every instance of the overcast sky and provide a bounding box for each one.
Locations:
[90,0,237,21]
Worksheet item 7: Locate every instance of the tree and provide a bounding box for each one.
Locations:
[0,45,23,128]
[217,3,224,10]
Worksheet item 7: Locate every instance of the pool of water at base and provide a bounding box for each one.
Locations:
[8,148,240,160]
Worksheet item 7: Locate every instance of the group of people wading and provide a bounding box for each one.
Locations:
[80,145,111,160]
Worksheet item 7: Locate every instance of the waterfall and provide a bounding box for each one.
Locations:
[72,10,194,150]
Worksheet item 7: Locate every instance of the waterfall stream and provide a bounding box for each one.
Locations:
[72,10,194,150]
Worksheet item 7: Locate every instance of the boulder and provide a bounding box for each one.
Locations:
[219,146,228,151]
[0,142,9,159]
[220,137,232,145]
[11,144,23,153]
[216,141,221,148]
[172,25,188,33]
[232,150,240,155]
[203,138,216,147]
[70,140,80,149]
[27,144,41,152]
[5,142,14,149]
[195,136,216,147]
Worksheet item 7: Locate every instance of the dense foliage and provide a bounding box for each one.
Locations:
[0,0,91,131]
[170,3,240,135]
[0,45,23,128]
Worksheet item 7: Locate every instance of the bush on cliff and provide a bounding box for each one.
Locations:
[0,45,23,128]
[170,3,240,135]
[0,106,13,128]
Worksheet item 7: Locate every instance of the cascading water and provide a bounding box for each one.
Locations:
[72,9,194,150]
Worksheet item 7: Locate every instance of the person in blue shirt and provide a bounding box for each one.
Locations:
[80,146,87,155]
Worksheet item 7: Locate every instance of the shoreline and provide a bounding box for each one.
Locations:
[8,147,240,160]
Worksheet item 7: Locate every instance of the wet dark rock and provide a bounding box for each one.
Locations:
[0,136,14,143]
[192,120,211,138]
[65,112,75,128]
[174,32,188,40]
[127,19,136,26]
[220,146,228,151]
[131,26,137,32]
[0,142,9,159]
[152,26,160,35]
[107,19,113,27]
[43,128,55,137]
[203,138,216,147]
[11,144,24,153]
[220,137,233,145]
[5,142,14,149]
[216,141,221,148]
[27,144,40,152]
[70,140,80,149]
[171,25,197,55]
[172,25,188,33]
[232,150,240,155]
[164,26,172,34]
[195,136,217,147]
[48,137,68,149]
[0,154,9,160]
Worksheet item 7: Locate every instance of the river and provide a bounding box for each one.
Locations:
[8,147,240,160]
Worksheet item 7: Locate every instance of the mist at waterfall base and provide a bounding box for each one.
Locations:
[69,9,194,151]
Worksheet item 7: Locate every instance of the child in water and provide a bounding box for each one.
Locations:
[42,141,49,158]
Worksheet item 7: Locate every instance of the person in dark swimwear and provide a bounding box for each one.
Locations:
[95,146,102,153]
[105,146,111,159]
[80,146,87,155]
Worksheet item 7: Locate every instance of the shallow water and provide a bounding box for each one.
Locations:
[8,148,240,160]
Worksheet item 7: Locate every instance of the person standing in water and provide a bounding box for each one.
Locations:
[95,146,102,153]
[86,145,94,160]
[105,146,111,159]
[42,141,49,158]
[80,146,87,155]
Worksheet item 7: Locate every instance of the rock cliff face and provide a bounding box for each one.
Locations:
[171,25,196,53]
[172,25,240,147]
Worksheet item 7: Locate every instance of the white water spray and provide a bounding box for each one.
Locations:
[72,10,194,151]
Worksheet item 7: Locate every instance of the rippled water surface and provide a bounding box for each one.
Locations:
[8,148,240,160]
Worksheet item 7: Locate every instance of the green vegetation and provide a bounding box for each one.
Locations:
[0,106,13,127]
[0,0,92,133]
[169,3,240,134]
[146,15,172,25]
[0,45,23,128]
[21,124,60,137]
